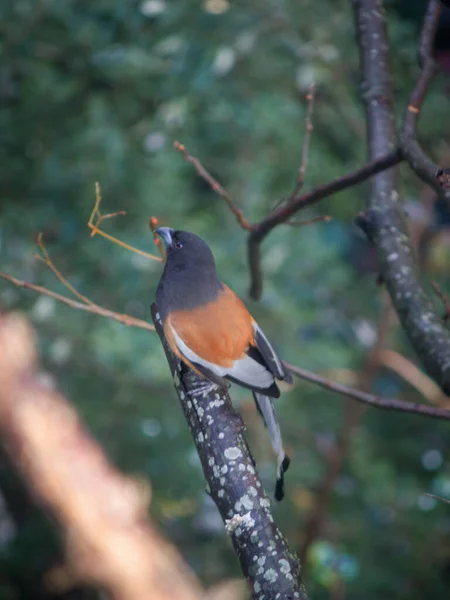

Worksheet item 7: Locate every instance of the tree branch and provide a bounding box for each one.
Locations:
[353,0,450,395]
[151,305,308,600]
[400,0,450,199]
[286,362,450,420]
[248,149,403,299]
[0,313,201,600]
[3,268,450,420]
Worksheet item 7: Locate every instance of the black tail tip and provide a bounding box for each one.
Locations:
[274,455,291,502]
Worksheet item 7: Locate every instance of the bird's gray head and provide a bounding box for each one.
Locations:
[155,228,222,318]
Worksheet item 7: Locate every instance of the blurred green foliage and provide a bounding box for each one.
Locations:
[1,0,450,598]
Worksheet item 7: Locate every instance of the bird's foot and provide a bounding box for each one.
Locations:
[188,382,219,398]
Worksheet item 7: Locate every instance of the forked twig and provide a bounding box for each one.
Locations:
[88,183,161,262]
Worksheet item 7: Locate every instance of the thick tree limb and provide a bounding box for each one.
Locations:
[400,1,450,199]
[353,0,450,395]
[151,304,308,600]
[0,313,201,600]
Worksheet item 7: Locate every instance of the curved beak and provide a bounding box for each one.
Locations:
[155,227,174,248]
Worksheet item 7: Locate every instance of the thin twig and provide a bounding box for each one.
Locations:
[424,493,450,505]
[34,233,96,307]
[286,215,331,227]
[0,272,155,331]
[88,183,161,262]
[285,362,450,420]
[173,141,253,231]
[294,84,317,196]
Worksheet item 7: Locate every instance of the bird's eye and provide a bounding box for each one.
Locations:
[175,240,183,249]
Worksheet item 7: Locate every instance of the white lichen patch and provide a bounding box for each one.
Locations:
[264,568,278,583]
[235,494,254,511]
[224,447,242,460]
[279,559,291,574]
[224,511,255,534]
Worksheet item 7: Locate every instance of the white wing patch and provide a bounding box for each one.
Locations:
[171,324,274,389]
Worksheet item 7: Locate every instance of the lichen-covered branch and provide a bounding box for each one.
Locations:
[0,313,201,600]
[151,304,308,600]
[353,0,450,394]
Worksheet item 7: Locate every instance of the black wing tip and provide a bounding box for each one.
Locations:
[274,455,291,501]
[282,370,293,385]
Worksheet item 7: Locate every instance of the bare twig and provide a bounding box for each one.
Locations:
[294,84,317,195]
[353,0,450,395]
[286,215,331,227]
[0,313,201,600]
[248,149,403,299]
[34,233,96,307]
[424,493,450,505]
[88,182,161,261]
[174,141,252,231]
[285,362,450,420]
[400,1,449,198]
[0,272,155,331]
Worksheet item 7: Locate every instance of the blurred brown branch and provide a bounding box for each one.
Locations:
[0,312,201,600]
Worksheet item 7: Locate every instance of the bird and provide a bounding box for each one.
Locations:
[155,227,293,501]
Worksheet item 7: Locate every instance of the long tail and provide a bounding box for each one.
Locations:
[253,392,290,501]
